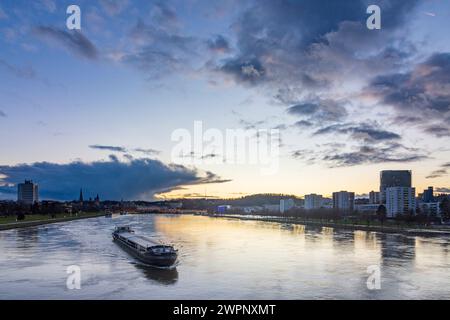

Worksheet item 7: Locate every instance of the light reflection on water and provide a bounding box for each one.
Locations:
[0,214,449,299]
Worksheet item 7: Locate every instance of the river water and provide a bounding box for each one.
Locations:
[0,214,449,299]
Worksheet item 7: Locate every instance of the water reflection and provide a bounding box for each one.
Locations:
[1,214,450,299]
[133,264,178,285]
[14,227,40,249]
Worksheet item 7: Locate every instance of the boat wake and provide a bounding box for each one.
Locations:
[132,259,179,270]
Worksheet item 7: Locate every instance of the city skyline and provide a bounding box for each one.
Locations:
[1,0,450,200]
[5,169,447,202]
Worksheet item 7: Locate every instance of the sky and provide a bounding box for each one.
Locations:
[0,0,449,200]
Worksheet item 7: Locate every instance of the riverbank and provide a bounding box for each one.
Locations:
[206,214,450,237]
[0,212,105,231]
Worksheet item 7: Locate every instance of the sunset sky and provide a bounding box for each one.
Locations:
[0,0,449,200]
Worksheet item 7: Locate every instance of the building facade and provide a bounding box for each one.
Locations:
[380,170,412,203]
[280,199,295,213]
[355,204,380,213]
[385,187,416,218]
[332,191,355,211]
[17,180,39,205]
[421,187,434,203]
[304,194,324,210]
[369,191,380,204]
[419,202,441,216]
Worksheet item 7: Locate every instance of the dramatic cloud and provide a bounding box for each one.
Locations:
[436,187,450,193]
[122,19,197,79]
[133,148,160,156]
[287,99,348,124]
[219,58,266,85]
[293,119,427,167]
[292,143,426,168]
[33,26,98,59]
[288,103,319,116]
[424,126,450,138]
[0,158,230,200]
[213,0,419,90]
[322,147,426,167]
[426,169,447,179]
[89,145,161,156]
[294,120,313,128]
[313,122,401,144]
[207,35,231,53]
[89,144,127,153]
[426,162,450,179]
[202,0,431,169]
[366,52,450,137]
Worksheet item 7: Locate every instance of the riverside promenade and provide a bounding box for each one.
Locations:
[0,212,105,231]
[207,213,450,237]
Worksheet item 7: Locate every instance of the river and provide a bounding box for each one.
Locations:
[0,214,449,299]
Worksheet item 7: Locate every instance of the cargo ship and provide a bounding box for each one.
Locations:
[112,226,178,267]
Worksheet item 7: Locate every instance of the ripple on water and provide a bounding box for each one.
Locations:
[1,214,450,299]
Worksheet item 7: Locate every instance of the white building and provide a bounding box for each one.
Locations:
[304,194,323,210]
[280,199,295,213]
[17,180,39,205]
[385,187,416,218]
[332,191,355,211]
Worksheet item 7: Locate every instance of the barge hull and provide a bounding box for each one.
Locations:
[113,234,177,267]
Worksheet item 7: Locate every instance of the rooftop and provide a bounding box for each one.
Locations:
[119,232,161,248]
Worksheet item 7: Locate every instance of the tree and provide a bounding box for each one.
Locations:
[406,209,415,223]
[376,205,387,225]
[440,197,450,221]
[31,202,40,215]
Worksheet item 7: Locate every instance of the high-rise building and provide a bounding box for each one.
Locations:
[304,194,323,210]
[380,170,412,203]
[332,191,355,211]
[422,187,434,203]
[280,199,295,213]
[369,191,380,204]
[385,187,416,218]
[17,180,39,205]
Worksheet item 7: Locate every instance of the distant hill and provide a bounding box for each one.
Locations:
[224,193,301,206]
[179,193,302,210]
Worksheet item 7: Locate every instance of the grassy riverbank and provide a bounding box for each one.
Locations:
[208,214,450,237]
[0,212,105,231]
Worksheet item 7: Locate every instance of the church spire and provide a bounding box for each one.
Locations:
[79,188,84,202]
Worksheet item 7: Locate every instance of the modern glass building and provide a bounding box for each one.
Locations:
[380,170,412,203]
